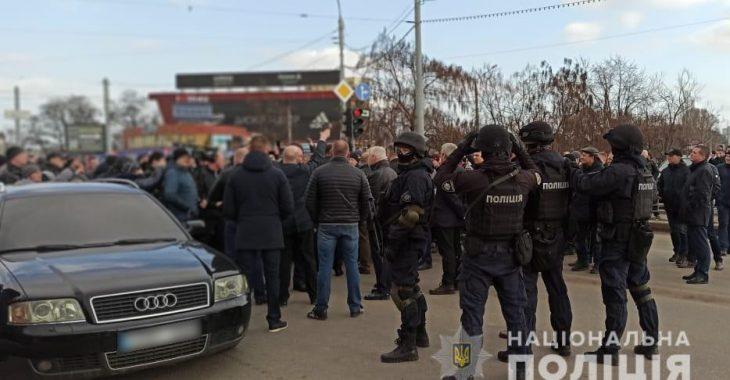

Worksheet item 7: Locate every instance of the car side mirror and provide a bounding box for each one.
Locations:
[185,220,206,237]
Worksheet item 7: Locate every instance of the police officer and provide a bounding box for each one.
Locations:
[434,125,541,379]
[518,121,573,356]
[380,131,434,363]
[573,124,659,362]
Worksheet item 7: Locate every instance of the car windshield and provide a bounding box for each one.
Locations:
[0,192,188,253]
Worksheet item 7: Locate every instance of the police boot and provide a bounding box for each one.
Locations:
[381,329,418,363]
[634,344,658,359]
[585,347,619,366]
[550,343,572,357]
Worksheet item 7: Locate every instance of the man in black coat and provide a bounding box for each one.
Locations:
[194,151,225,251]
[223,135,294,332]
[658,149,690,265]
[429,143,465,295]
[208,147,248,258]
[570,147,604,272]
[679,145,716,284]
[364,146,398,301]
[0,146,28,185]
[278,128,329,306]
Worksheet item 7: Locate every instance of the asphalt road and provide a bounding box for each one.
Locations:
[4,232,728,379]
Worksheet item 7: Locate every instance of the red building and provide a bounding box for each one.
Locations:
[141,70,342,149]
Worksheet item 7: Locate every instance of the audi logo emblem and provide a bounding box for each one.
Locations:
[133,293,178,312]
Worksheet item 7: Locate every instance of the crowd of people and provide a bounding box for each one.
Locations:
[0,123,726,379]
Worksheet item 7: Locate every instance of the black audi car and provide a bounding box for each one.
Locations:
[0,182,251,377]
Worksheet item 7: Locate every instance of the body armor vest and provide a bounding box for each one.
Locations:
[601,166,656,224]
[526,156,570,222]
[466,175,526,239]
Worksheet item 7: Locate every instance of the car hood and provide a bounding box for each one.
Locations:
[0,242,239,300]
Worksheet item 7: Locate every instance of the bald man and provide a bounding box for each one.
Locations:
[278,128,329,306]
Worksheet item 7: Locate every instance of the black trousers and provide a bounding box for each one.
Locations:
[281,230,317,303]
[369,222,391,293]
[523,262,573,347]
[432,227,462,287]
[236,249,281,324]
[459,238,528,355]
[599,241,659,350]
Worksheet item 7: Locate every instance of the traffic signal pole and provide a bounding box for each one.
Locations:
[336,0,354,146]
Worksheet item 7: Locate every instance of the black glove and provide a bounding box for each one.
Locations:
[458,131,479,154]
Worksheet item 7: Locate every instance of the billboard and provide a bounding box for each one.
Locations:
[66,124,105,153]
[176,70,340,89]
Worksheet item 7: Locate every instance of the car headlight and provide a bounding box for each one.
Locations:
[8,299,86,325]
[214,275,248,302]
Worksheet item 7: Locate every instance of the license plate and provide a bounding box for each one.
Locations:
[117,319,201,353]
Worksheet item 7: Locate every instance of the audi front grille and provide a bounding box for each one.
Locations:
[90,283,210,323]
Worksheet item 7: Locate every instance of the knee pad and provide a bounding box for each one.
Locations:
[630,283,654,305]
[391,286,416,312]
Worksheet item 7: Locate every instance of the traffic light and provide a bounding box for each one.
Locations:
[352,108,370,138]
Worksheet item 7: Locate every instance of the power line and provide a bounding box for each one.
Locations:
[58,0,394,22]
[444,16,730,59]
[419,0,605,24]
[0,26,311,44]
[246,29,338,70]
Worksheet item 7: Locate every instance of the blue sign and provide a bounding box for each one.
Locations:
[355,83,371,101]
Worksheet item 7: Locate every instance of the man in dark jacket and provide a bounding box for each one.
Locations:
[305,139,372,320]
[570,147,604,272]
[429,143,465,295]
[364,146,398,301]
[162,148,199,222]
[0,146,28,185]
[194,151,225,251]
[680,145,716,284]
[717,154,730,257]
[278,128,329,306]
[208,147,248,258]
[223,135,293,332]
[658,149,690,264]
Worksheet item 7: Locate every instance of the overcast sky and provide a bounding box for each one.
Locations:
[2,0,729,133]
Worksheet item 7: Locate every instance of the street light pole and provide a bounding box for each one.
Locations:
[336,0,352,145]
[13,86,20,144]
[414,0,425,136]
[103,78,111,154]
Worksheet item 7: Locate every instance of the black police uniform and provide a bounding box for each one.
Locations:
[522,148,573,352]
[434,126,540,359]
[380,132,434,363]
[573,125,659,360]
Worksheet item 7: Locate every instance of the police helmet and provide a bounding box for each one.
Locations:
[519,121,554,145]
[603,124,644,152]
[474,124,512,159]
[394,131,427,157]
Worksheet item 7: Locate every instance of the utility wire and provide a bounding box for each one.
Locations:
[60,0,394,22]
[445,16,730,59]
[419,0,605,24]
[246,29,338,70]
